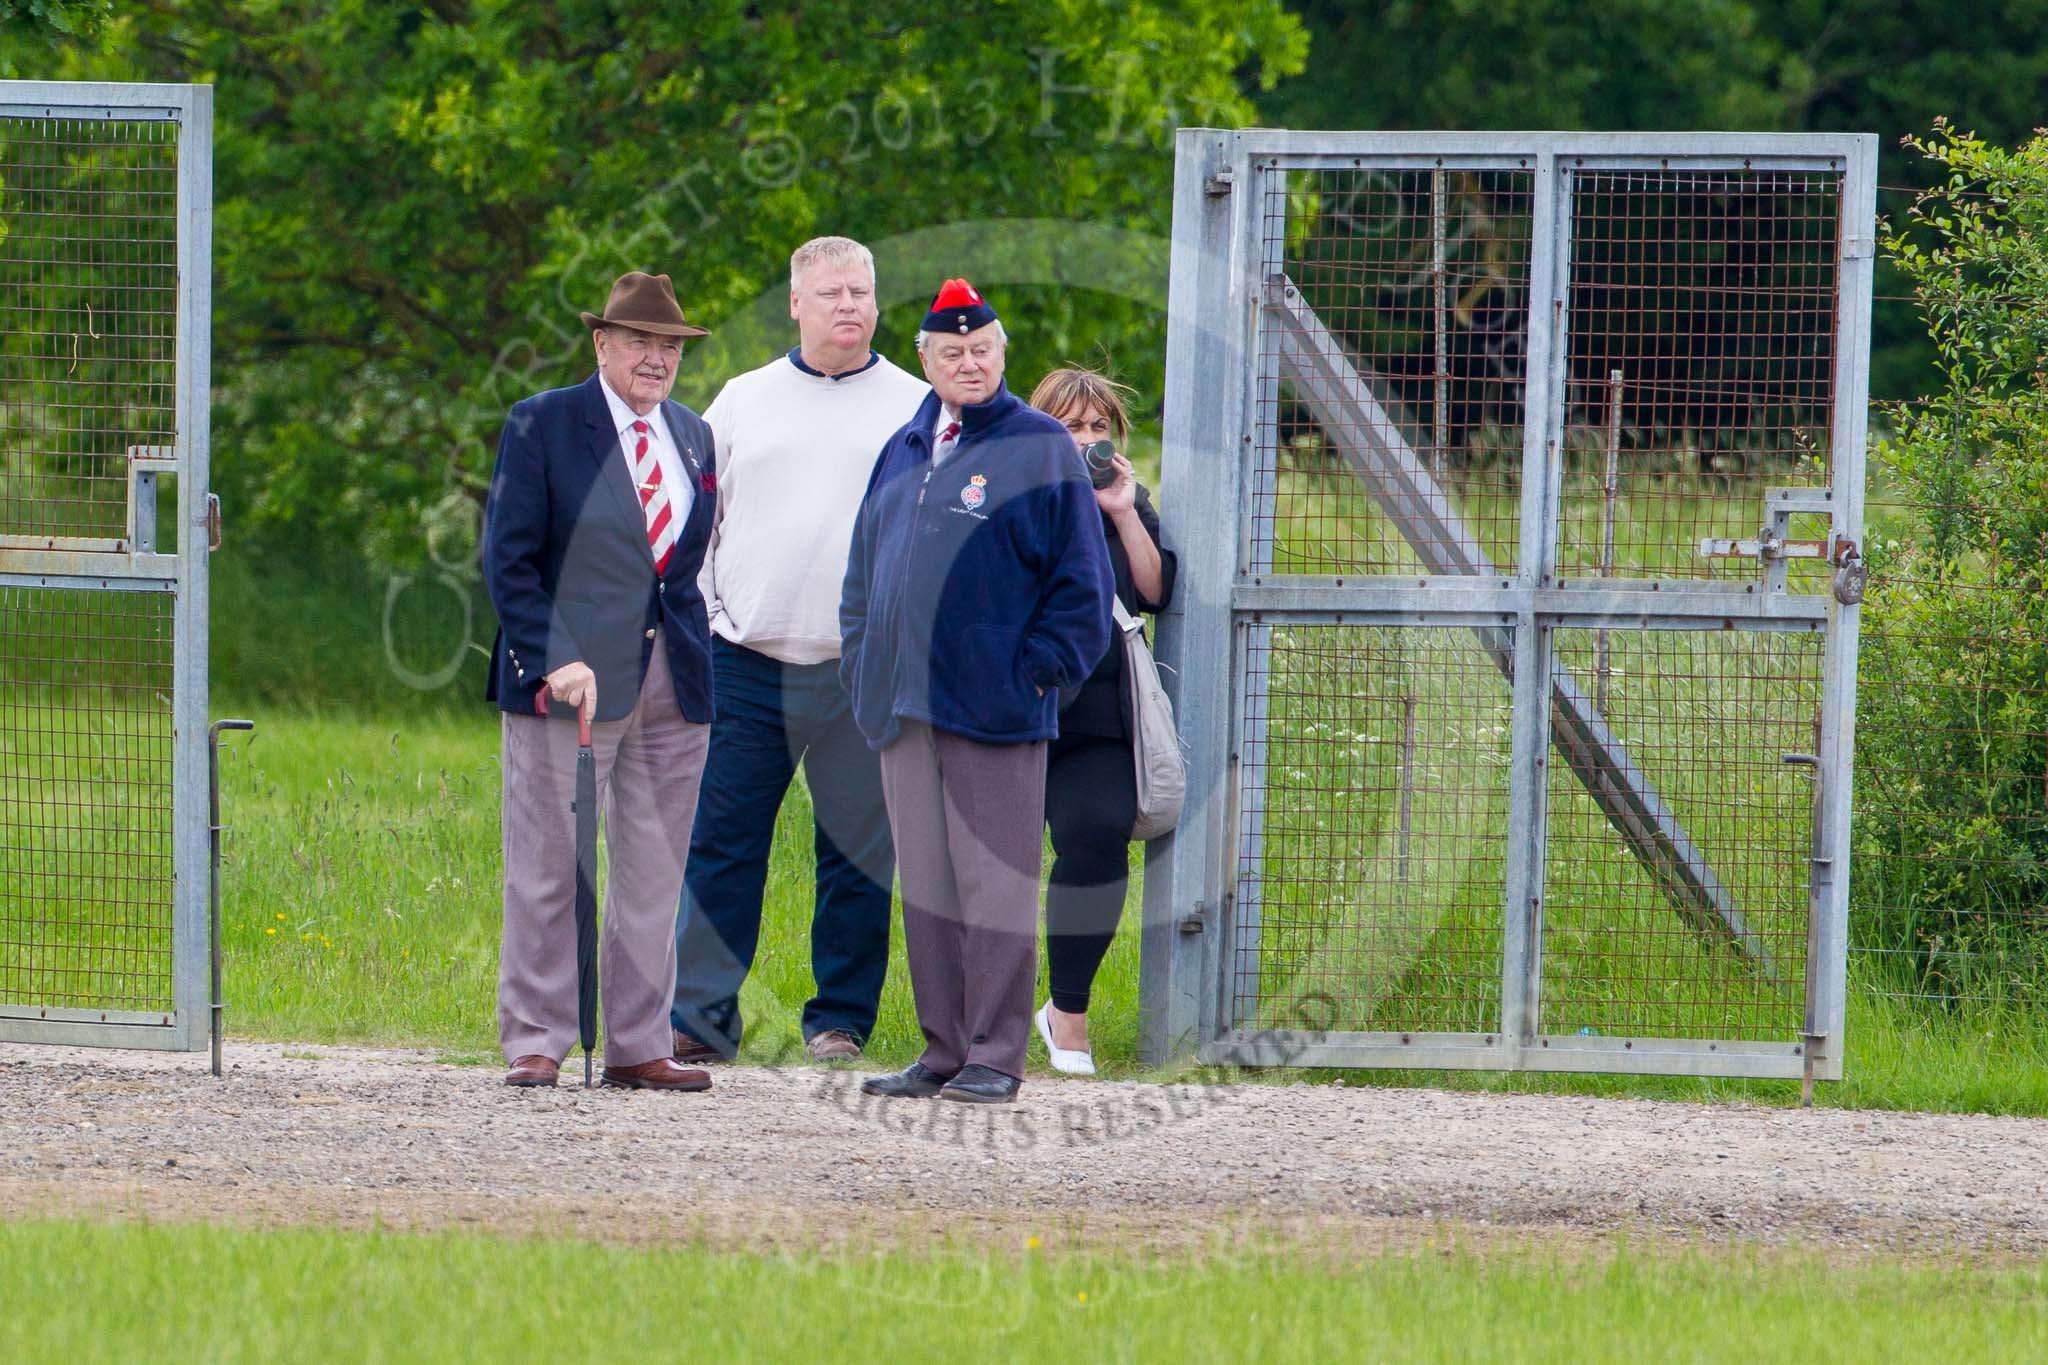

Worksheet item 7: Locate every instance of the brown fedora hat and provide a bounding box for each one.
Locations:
[579,271,710,338]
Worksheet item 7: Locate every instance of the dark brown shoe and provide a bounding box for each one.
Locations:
[804,1029,862,1062]
[672,1029,725,1064]
[505,1055,559,1087]
[602,1057,712,1092]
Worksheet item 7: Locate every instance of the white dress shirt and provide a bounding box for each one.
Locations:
[933,403,963,465]
[598,374,693,524]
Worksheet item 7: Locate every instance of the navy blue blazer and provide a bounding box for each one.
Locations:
[482,373,717,723]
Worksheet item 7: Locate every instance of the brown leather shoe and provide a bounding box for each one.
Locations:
[602,1057,712,1092]
[672,1029,725,1064]
[505,1055,559,1087]
[804,1029,862,1062]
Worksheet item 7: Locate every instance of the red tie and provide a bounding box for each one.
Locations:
[631,419,676,574]
[936,419,961,460]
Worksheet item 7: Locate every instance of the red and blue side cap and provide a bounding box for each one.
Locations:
[920,277,998,335]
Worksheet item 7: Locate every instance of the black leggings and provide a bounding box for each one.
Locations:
[1043,731,1136,1014]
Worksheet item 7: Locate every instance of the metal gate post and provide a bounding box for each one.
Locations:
[1140,129,1249,1066]
[1221,158,1290,1037]
[1498,144,1568,1051]
[172,85,216,1051]
[1811,135,1879,1078]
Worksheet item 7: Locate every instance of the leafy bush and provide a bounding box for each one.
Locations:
[1856,121,2048,998]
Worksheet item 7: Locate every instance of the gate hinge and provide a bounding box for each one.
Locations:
[1179,900,1211,935]
[1204,170,1234,197]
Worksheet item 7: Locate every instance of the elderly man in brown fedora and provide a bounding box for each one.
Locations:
[481,271,722,1091]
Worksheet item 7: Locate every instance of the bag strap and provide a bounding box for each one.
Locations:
[1110,596,1141,633]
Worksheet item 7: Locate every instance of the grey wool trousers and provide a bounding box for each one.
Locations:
[498,636,709,1068]
[878,720,1048,1082]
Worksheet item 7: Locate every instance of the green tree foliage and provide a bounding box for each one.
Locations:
[1857,123,2048,999]
[16,1,1304,564]
[0,0,108,50]
[1261,0,2048,399]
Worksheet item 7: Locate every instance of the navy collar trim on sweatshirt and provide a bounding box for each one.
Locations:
[959,380,1019,433]
[787,346,881,381]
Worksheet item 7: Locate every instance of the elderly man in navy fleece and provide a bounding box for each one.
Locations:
[840,279,1113,1105]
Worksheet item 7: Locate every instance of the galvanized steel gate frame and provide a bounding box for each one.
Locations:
[0,81,214,1050]
[1141,130,1877,1080]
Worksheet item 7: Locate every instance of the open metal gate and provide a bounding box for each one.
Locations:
[1143,131,1875,1080]
[0,82,214,1050]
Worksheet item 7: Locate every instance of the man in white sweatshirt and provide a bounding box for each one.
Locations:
[670,236,929,1063]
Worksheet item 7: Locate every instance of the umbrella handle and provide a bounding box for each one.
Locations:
[531,688,595,747]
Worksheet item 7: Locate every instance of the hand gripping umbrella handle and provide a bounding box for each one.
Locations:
[531,688,596,746]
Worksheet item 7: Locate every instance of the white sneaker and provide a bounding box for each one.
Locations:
[1034,1001,1096,1076]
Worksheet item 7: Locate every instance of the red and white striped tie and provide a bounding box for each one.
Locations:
[630,419,677,575]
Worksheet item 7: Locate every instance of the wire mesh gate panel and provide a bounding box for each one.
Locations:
[1144,131,1875,1079]
[0,82,213,1049]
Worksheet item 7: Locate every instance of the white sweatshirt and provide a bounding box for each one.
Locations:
[698,351,930,664]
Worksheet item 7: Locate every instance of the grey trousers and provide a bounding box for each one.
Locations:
[878,720,1048,1082]
[498,637,709,1067]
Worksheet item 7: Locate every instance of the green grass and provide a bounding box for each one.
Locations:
[2,1219,2044,1363]
[214,708,506,1050]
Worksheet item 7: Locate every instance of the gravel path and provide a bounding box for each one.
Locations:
[5,1042,2045,1253]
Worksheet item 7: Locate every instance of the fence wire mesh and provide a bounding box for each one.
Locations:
[0,586,176,1013]
[1232,624,1512,1035]
[1542,627,1821,1040]
[0,116,179,546]
[1559,168,1842,586]
[1254,168,1533,576]
[0,101,187,1030]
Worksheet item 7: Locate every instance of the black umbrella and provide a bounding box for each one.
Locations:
[539,691,600,1089]
[572,706,598,1089]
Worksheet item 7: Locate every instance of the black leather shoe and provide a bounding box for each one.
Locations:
[939,1064,1020,1104]
[860,1061,953,1099]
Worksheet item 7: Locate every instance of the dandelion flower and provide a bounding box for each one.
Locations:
[1025,1236,1040,1250]
[265,927,277,936]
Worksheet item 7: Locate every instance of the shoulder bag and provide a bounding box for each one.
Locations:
[1114,598,1185,840]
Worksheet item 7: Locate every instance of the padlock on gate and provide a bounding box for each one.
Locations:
[1832,539,1867,606]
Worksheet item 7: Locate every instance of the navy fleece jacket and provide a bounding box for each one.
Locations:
[839,381,1115,749]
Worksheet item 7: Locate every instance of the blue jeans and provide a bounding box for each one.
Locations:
[671,638,894,1055]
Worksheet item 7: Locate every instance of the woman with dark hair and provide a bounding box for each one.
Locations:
[1026,367,1177,1075]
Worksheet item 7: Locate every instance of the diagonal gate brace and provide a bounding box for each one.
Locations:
[1264,276,1775,975]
